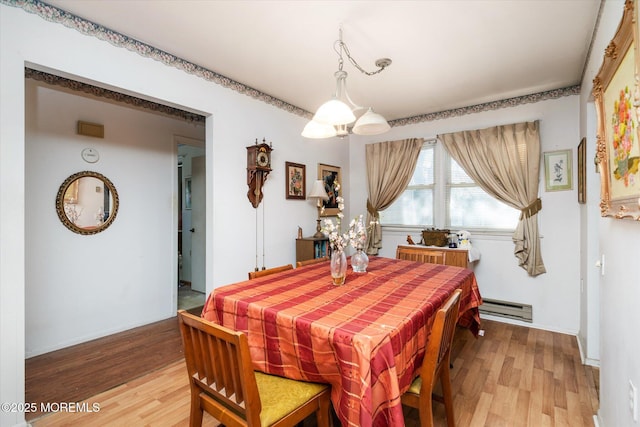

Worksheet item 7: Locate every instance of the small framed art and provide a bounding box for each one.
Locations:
[578,138,586,204]
[544,150,572,192]
[285,162,305,200]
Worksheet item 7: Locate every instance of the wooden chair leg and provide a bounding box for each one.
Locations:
[440,364,455,427]
[189,392,203,427]
[418,393,435,427]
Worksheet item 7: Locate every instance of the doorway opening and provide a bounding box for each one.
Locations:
[177,140,206,311]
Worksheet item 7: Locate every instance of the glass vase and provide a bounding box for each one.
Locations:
[330,251,347,286]
[351,248,369,273]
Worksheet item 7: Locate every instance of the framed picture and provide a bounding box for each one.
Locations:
[578,138,586,204]
[317,163,341,217]
[285,161,306,200]
[544,150,572,192]
[593,0,640,220]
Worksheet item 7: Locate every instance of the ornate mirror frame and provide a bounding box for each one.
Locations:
[593,0,640,220]
[55,171,119,235]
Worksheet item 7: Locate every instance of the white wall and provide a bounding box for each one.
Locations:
[580,1,640,426]
[1,5,346,426]
[24,79,204,356]
[350,95,582,335]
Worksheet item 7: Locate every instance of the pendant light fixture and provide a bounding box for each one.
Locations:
[302,29,392,139]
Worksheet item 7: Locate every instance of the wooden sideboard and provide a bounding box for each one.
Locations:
[395,244,469,268]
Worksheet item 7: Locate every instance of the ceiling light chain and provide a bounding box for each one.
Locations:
[334,29,391,77]
[301,28,392,139]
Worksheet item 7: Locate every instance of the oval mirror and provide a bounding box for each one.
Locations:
[55,171,119,235]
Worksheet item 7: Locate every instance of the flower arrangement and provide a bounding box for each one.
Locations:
[347,214,367,250]
[321,182,367,253]
[321,183,348,253]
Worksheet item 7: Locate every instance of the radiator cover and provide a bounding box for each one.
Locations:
[479,298,532,323]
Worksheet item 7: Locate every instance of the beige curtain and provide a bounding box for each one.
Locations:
[365,138,424,255]
[438,121,546,277]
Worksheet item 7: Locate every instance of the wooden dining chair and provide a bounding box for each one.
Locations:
[401,289,462,427]
[248,264,293,280]
[296,256,329,268]
[396,245,446,265]
[177,310,332,427]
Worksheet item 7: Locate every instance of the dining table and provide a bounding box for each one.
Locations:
[201,255,482,427]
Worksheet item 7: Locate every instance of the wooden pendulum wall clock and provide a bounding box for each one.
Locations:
[246,138,273,208]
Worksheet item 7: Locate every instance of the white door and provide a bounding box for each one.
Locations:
[190,155,206,293]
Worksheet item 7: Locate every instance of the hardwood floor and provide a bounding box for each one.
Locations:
[25,306,202,422]
[30,319,598,426]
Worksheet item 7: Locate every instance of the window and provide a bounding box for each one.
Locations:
[380,140,519,231]
[378,143,434,226]
[446,158,519,230]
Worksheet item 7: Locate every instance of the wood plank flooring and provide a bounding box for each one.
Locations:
[25,306,202,422]
[29,318,598,426]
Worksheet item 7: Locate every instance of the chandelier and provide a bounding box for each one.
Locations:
[302,29,392,139]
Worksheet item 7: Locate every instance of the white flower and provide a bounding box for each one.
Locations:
[321,196,367,253]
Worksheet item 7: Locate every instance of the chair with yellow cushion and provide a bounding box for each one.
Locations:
[177,310,332,427]
[401,289,462,427]
[248,264,294,280]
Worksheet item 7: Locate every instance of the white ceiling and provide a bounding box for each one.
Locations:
[43,0,601,123]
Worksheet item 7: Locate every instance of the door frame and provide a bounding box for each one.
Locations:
[174,135,205,310]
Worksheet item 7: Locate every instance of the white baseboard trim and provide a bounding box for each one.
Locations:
[576,334,601,368]
[479,313,577,336]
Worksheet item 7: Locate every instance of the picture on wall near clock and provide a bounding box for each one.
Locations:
[318,163,341,217]
[285,162,305,200]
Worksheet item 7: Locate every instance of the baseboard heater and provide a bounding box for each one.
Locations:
[479,298,532,323]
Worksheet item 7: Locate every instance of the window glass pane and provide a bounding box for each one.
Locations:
[380,189,433,226]
[409,146,434,186]
[448,187,519,229]
[450,160,474,184]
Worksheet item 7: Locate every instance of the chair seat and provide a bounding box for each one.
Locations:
[255,372,329,426]
[406,375,422,396]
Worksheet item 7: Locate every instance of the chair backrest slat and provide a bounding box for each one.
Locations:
[421,289,462,384]
[396,246,446,265]
[248,264,294,279]
[178,311,262,424]
[296,256,329,267]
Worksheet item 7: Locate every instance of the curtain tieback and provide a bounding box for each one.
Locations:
[366,200,379,219]
[520,198,542,219]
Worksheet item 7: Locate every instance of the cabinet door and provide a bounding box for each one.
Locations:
[443,250,468,268]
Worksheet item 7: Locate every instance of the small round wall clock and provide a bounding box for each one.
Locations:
[81,148,100,163]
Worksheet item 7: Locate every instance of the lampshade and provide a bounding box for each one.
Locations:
[308,180,329,200]
[312,98,356,126]
[352,108,391,135]
[301,120,337,139]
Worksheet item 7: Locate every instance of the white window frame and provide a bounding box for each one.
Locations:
[381,138,517,236]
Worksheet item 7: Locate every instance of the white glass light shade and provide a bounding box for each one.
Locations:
[352,108,391,135]
[313,99,356,126]
[302,120,337,139]
[308,180,329,200]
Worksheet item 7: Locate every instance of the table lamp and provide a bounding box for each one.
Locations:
[308,180,329,238]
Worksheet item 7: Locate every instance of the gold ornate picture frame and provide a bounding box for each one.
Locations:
[593,0,640,220]
[317,163,341,217]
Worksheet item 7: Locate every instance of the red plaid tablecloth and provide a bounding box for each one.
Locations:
[202,256,482,427]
